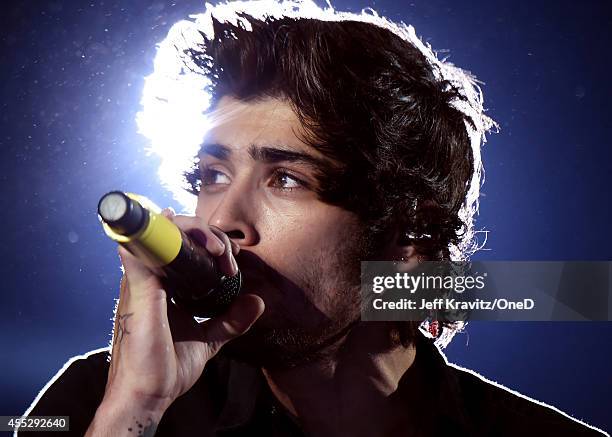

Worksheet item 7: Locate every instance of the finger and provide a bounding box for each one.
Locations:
[161,207,176,219]
[172,215,225,256]
[229,239,240,256]
[209,226,238,277]
[200,293,265,355]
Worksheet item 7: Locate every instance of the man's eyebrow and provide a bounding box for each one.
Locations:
[199,143,325,168]
[248,145,323,167]
[200,143,231,160]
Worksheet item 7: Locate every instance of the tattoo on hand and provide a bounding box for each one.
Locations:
[114,312,134,345]
[127,417,157,436]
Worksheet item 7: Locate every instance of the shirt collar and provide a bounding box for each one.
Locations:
[402,335,473,435]
[214,333,472,435]
[215,359,265,432]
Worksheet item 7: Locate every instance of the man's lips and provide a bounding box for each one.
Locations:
[234,249,292,298]
[235,250,274,277]
[240,269,266,290]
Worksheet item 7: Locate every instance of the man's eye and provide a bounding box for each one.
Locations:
[271,170,305,191]
[201,168,231,186]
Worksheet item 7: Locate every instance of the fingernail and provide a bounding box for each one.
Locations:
[161,207,175,219]
[213,234,226,253]
[231,255,238,275]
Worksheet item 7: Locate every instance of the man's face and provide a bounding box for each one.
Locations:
[195,96,370,368]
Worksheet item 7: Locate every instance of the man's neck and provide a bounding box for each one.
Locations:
[261,322,417,437]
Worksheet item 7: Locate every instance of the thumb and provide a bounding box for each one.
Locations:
[200,293,265,355]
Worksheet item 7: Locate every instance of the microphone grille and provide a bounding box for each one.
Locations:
[98,192,129,222]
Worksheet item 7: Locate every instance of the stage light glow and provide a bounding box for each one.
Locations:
[136,0,496,261]
[136,20,212,211]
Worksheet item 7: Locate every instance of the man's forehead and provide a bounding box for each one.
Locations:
[206,95,296,124]
[202,95,324,159]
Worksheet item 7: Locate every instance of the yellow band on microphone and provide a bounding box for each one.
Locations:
[101,193,182,267]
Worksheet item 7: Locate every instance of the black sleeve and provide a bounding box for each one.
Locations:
[18,349,111,437]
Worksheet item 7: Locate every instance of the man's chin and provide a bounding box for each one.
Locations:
[220,319,359,370]
[220,325,317,369]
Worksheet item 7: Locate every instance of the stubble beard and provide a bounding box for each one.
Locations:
[221,226,373,370]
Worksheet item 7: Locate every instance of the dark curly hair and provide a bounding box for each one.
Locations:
[179,5,494,264]
[146,2,497,346]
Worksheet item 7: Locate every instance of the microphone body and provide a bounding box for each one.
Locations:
[97,191,241,318]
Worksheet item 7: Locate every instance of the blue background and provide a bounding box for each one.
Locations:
[0,0,610,433]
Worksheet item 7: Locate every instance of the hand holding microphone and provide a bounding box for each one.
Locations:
[86,192,264,435]
[98,191,244,318]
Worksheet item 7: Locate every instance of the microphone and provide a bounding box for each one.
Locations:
[97,191,241,318]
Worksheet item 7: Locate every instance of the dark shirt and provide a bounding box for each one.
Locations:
[20,335,606,436]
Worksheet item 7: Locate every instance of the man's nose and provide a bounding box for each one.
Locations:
[200,185,259,246]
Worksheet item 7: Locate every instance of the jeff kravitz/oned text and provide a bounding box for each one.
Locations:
[372,298,535,311]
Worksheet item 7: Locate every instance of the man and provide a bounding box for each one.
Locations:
[20,1,606,436]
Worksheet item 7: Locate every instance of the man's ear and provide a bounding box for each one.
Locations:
[382,230,421,272]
